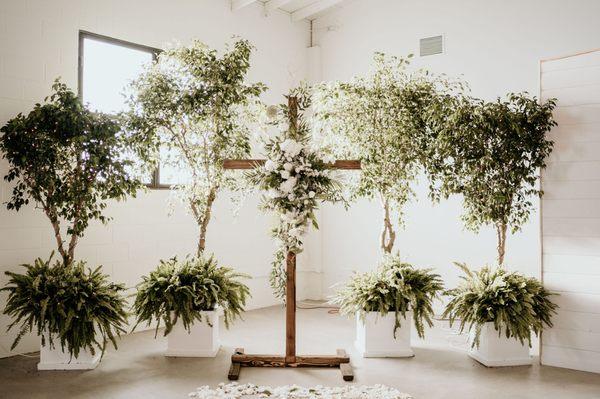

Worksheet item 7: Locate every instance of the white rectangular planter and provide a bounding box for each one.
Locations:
[165,310,220,357]
[468,322,532,367]
[355,311,414,358]
[38,343,100,371]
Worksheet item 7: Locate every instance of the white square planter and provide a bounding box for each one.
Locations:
[38,342,100,371]
[468,322,532,367]
[165,310,220,357]
[355,311,414,358]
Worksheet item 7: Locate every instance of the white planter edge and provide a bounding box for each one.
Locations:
[165,309,220,358]
[38,340,100,371]
[354,311,415,358]
[468,321,532,367]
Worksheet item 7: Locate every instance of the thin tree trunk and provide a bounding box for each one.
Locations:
[496,222,507,266]
[44,207,69,266]
[380,197,396,254]
[196,188,217,257]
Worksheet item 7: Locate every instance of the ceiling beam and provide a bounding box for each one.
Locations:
[291,0,344,22]
[265,0,293,13]
[231,0,258,11]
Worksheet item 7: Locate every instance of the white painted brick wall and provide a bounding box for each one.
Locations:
[0,0,313,358]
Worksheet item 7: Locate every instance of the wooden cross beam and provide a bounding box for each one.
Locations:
[223,97,360,382]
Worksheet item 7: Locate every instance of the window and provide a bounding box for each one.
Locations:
[78,31,167,188]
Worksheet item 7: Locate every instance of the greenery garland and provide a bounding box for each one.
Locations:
[248,86,343,298]
[2,254,128,358]
[332,255,444,338]
[132,255,250,336]
[443,263,558,348]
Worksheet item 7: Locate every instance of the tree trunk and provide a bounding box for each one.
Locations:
[380,197,396,254]
[197,188,217,257]
[44,207,70,266]
[496,222,507,266]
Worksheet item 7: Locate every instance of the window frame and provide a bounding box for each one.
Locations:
[77,30,169,189]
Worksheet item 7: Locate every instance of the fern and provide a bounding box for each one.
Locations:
[2,254,128,359]
[443,263,558,348]
[332,255,444,338]
[132,255,251,336]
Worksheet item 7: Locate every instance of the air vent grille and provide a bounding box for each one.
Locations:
[420,35,444,56]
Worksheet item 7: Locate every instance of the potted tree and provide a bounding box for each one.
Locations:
[443,263,557,366]
[126,39,264,355]
[132,256,250,357]
[430,93,559,366]
[332,256,443,357]
[314,53,459,356]
[0,81,146,370]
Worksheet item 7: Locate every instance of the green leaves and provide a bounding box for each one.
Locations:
[425,93,557,262]
[0,80,147,266]
[442,263,558,348]
[332,255,444,339]
[1,254,128,359]
[124,39,266,254]
[132,255,251,336]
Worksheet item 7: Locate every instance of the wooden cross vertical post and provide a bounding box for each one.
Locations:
[223,96,360,381]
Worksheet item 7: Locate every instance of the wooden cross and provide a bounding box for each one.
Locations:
[223,96,360,382]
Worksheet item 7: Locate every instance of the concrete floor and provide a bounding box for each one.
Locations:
[1,306,599,399]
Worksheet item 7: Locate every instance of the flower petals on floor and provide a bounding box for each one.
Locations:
[189,383,412,398]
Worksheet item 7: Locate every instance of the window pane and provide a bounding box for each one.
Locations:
[82,37,153,114]
[159,146,192,185]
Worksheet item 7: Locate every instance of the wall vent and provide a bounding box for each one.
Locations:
[420,35,444,56]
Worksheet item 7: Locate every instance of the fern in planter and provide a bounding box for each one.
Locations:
[332,255,443,338]
[1,255,128,359]
[133,255,251,336]
[443,263,558,348]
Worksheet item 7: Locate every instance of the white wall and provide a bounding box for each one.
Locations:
[0,0,312,358]
[540,49,600,374]
[312,0,600,302]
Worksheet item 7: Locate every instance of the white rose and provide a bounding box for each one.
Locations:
[265,159,277,171]
[279,177,297,193]
[280,170,290,179]
[283,162,293,171]
[308,191,315,198]
[280,139,303,158]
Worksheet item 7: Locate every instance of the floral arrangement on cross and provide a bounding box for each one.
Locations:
[248,85,346,298]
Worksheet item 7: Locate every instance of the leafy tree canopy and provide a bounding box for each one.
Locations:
[125,38,266,256]
[0,80,145,266]
[425,93,557,264]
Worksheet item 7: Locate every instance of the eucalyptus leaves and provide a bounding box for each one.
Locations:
[248,86,343,298]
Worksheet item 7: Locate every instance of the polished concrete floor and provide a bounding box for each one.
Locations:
[1,306,599,399]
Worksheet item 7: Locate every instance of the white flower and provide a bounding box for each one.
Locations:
[283,162,293,171]
[265,159,278,171]
[280,139,303,158]
[279,177,297,193]
[308,191,316,198]
[280,170,290,179]
[267,189,280,199]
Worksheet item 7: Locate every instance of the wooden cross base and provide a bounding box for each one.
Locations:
[228,348,354,381]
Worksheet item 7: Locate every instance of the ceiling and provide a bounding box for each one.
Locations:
[231,0,347,22]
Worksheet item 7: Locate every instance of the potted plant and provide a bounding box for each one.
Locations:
[125,39,263,354]
[132,256,250,357]
[428,93,559,366]
[0,81,145,370]
[332,256,443,357]
[443,263,557,366]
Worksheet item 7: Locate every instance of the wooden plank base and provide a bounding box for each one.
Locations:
[228,348,354,381]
